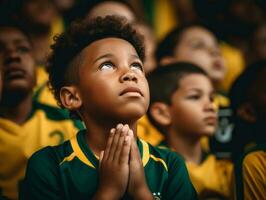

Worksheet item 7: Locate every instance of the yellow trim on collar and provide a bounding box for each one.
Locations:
[140,139,150,167]
[70,136,95,169]
[60,152,76,165]
[150,154,168,171]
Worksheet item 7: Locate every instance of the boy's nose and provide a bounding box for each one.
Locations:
[120,71,138,83]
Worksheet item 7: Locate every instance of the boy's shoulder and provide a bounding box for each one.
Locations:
[141,139,186,169]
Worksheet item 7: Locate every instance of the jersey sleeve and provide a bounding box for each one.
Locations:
[163,152,198,200]
[234,149,266,200]
[20,146,62,200]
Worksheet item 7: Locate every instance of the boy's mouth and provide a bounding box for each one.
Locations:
[119,87,143,97]
[4,66,26,80]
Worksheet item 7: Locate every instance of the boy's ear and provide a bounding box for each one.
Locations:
[60,86,82,111]
[237,102,257,123]
[150,102,172,126]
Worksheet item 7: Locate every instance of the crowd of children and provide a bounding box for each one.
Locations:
[0,1,265,200]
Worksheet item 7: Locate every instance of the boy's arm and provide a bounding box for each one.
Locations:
[164,152,198,200]
[93,124,133,200]
[20,147,62,200]
[127,137,153,200]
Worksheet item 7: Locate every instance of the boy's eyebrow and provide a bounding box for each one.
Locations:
[130,54,140,60]
[93,53,113,63]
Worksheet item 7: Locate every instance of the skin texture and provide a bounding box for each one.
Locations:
[61,38,152,199]
[173,27,226,85]
[169,74,217,138]
[0,27,35,95]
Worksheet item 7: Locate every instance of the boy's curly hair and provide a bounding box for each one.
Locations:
[47,15,145,107]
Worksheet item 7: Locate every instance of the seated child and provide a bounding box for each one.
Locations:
[140,23,233,158]
[233,144,266,200]
[21,16,197,199]
[147,62,233,199]
[0,21,82,200]
[229,59,266,161]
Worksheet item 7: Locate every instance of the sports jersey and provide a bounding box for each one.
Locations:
[234,144,266,200]
[186,154,233,199]
[33,82,58,107]
[21,130,198,200]
[137,115,164,145]
[157,142,233,199]
[0,100,84,200]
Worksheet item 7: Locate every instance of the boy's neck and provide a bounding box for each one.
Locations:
[0,94,33,125]
[83,118,137,156]
[166,129,202,165]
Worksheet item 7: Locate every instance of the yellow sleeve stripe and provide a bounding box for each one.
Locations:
[150,154,168,171]
[140,139,150,167]
[70,136,95,169]
[60,152,76,165]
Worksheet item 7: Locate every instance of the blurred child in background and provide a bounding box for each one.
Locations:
[0,21,82,200]
[147,62,233,199]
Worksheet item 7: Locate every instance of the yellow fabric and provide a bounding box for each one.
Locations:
[49,15,64,45]
[154,0,177,41]
[0,110,78,200]
[186,155,233,199]
[36,84,58,107]
[219,42,245,93]
[242,151,266,200]
[35,66,48,89]
[137,115,164,146]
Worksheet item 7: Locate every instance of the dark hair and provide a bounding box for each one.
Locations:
[147,62,209,133]
[229,59,266,112]
[0,19,32,43]
[47,15,145,108]
[155,22,214,63]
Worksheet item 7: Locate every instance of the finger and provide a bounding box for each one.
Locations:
[108,124,123,161]
[102,128,115,162]
[119,129,133,164]
[99,151,104,166]
[130,132,141,162]
[114,124,129,163]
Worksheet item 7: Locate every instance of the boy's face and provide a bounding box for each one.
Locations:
[0,27,36,95]
[169,74,217,137]
[173,27,226,84]
[74,38,149,123]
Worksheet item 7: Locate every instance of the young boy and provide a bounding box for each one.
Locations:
[0,21,82,200]
[147,62,233,199]
[139,23,233,157]
[21,16,197,199]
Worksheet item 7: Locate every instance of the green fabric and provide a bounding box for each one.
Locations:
[21,131,198,200]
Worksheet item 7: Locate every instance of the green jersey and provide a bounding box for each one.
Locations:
[21,130,197,200]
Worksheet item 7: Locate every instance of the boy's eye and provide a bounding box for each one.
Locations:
[17,46,31,54]
[131,62,143,72]
[100,62,114,70]
[187,94,201,100]
[190,41,206,49]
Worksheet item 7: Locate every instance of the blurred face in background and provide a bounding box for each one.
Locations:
[86,1,136,23]
[173,26,226,85]
[22,0,58,27]
[0,27,35,96]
